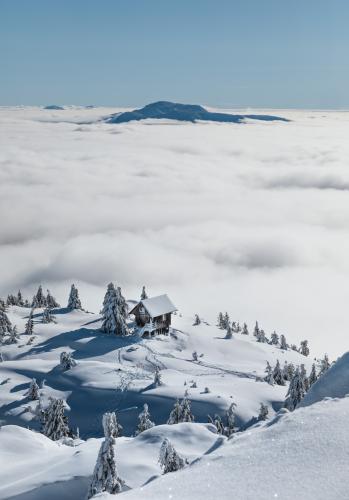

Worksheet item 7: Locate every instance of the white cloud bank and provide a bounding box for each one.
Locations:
[1,106,349,357]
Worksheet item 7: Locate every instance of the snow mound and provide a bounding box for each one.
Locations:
[106,101,289,124]
[301,351,349,407]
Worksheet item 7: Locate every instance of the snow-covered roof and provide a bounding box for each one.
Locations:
[130,294,177,318]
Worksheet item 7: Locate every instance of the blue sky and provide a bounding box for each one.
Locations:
[0,0,348,108]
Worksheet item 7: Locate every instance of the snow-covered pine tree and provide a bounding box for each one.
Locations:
[300,339,310,356]
[67,284,82,310]
[192,351,198,361]
[46,289,60,309]
[60,351,77,370]
[257,329,267,343]
[235,322,241,333]
[103,411,122,439]
[24,311,34,335]
[6,325,19,344]
[270,331,279,345]
[167,399,182,424]
[88,435,123,498]
[225,402,236,437]
[319,354,331,375]
[102,284,129,336]
[32,285,47,308]
[223,312,230,329]
[6,294,17,306]
[43,398,70,440]
[0,309,12,340]
[17,290,24,307]
[136,403,155,435]
[253,321,260,337]
[258,403,269,421]
[159,438,185,474]
[282,361,290,381]
[308,363,317,387]
[193,314,201,326]
[273,360,285,386]
[0,298,6,311]
[180,396,194,422]
[300,364,309,391]
[280,334,288,350]
[284,367,306,411]
[208,414,224,434]
[154,366,162,386]
[225,324,233,339]
[141,286,148,300]
[42,307,55,324]
[217,312,224,329]
[27,378,39,400]
[242,322,249,335]
[264,361,275,385]
[287,362,295,380]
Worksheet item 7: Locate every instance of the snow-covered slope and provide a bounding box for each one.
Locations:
[301,351,349,407]
[0,306,312,437]
[118,397,349,500]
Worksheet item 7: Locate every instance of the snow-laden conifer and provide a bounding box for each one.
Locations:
[308,363,317,387]
[319,354,331,375]
[141,285,148,300]
[42,307,55,324]
[27,378,40,400]
[0,309,12,340]
[88,433,123,498]
[193,314,201,326]
[284,367,306,411]
[17,290,24,307]
[270,331,279,345]
[280,334,288,350]
[208,414,224,434]
[300,339,310,356]
[46,289,60,309]
[32,285,47,308]
[167,399,182,424]
[264,361,275,385]
[60,351,77,370]
[159,438,185,474]
[258,403,269,421]
[180,396,194,422]
[43,397,70,440]
[253,321,260,337]
[217,312,224,329]
[242,322,249,335]
[154,366,162,386]
[102,283,129,336]
[300,364,309,391]
[24,311,34,335]
[67,284,82,310]
[136,403,155,435]
[273,360,285,386]
[6,325,19,344]
[103,411,122,438]
[225,324,233,339]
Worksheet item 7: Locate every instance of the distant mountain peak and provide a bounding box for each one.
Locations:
[106,100,289,124]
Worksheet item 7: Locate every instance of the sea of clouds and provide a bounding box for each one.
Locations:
[1,106,349,357]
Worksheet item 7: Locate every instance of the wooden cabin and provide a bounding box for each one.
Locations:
[129,294,177,337]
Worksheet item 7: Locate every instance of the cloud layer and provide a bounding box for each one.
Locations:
[1,106,349,357]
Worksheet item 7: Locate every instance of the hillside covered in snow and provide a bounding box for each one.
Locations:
[1,285,346,499]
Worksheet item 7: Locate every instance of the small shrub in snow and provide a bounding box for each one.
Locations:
[203,386,210,393]
[136,403,155,434]
[103,411,122,438]
[60,351,77,370]
[159,438,185,474]
[43,397,71,440]
[193,314,201,326]
[192,351,198,362]
[208,414,225,434]
[27,378,40,400]
[88,435,123,498]
[225,402,237,436]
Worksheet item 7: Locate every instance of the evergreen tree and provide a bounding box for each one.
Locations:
[17,290,24,307]
[287,362,295,380]
[154,366,162,386]
[67,284,82,310]
[208,414,224,434]
[6,325,19,344]
[32,285,47,308]
[223,312,230,329]
[0,298,6,311]
[42,307,55,324]
[0,309,12,340]
[136,403,155,434]
[7,294,17,306]
[180,397,194,423]
[264,361,275,385]
[235,322,241,333]
[43,398,70,440]
[46,289,60,309]
[308,363,318,387]
[282,361,290,381]
[319,354,331,375]
[300,364,309,391]
[24,311,34,335]
[242,322,249,335]
[102,284,129,336]
[167,399,182,424]
[225,324,233,339]
[253,321,260,337]
[192,351,198,361]
[284,368,306,411]
[257,329,267,343]
[280,334,288,350]
[225,402,236,437]
[88,435,123,498]
[60,351,77,370]
[273,360,285,386]
[193,314,201,326]
[270,331,279,345]
[217,312,224,329]
[103,411,122,438]
[159,438,185,474]
[28,378,40,400]
[258,403,269,421]
[300,339,310,356]
[141,286,148,300]
[24,299,31,308]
